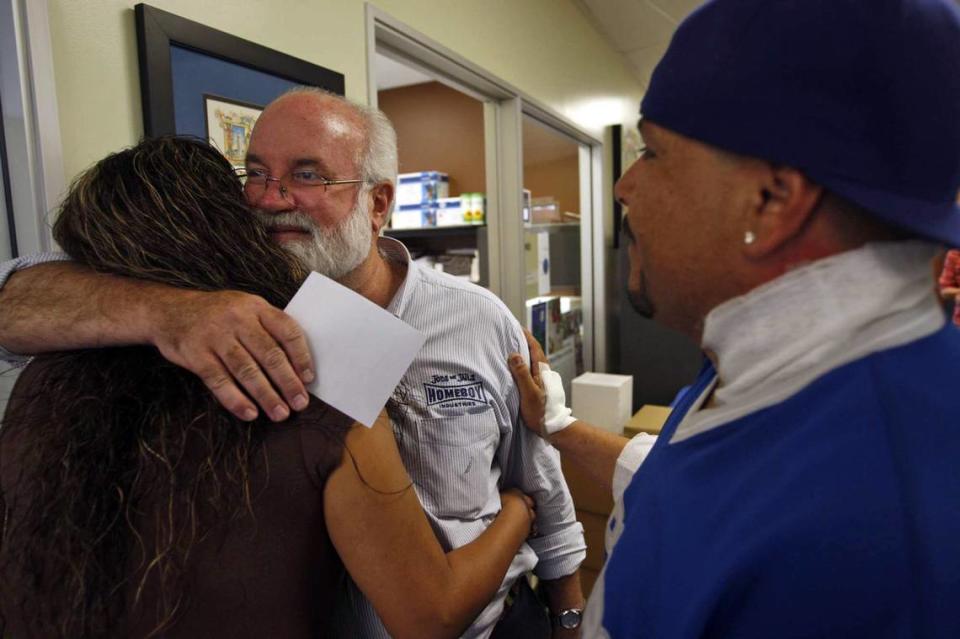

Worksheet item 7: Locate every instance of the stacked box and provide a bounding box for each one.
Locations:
[392,203,438,230]
[396,171,449,208]
[436,197,465,226]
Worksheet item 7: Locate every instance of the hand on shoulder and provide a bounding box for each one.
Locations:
[149,288,314,423]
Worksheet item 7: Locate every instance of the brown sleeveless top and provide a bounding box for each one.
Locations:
[0,358,355,638]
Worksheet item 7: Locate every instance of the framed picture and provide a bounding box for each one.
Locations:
[135,3,344,161]
[203,94,263,168]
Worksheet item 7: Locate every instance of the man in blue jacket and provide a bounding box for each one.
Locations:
[510,0,960,636]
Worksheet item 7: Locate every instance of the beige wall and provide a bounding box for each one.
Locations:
[524,155,580,219]
[378,82,486,196]
[48,0,644,183]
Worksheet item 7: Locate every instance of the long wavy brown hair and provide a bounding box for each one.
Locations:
[0,136,308,637]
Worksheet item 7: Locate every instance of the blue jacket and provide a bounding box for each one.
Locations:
[602,324,960,638]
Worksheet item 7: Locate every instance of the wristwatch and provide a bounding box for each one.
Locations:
[551,607,584,630]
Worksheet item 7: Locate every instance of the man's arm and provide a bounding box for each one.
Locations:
[0,261,313,422]
[540,573,585,638]
[508,341,658,504]
[496,320,586,636]
[506,330,631,495]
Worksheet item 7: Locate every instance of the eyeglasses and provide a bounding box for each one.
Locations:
[236,168,371,201]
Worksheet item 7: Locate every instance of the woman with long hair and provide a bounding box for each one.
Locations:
[0,136,535,638]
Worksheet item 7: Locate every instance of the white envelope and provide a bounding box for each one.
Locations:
[284,272,425,427]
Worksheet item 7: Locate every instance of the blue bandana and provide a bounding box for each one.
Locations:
[641,0,960,245]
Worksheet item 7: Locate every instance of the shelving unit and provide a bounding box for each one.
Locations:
[384,224,484,240]
[524,222,580,233]
[522,113,588,381]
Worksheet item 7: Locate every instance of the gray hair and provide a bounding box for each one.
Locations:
[277,87,398,210]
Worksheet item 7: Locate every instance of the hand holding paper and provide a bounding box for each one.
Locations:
[284,272,425,427]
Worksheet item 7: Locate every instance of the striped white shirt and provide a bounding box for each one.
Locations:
[330,238,585,638]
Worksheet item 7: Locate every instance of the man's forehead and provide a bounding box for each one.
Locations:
[253,95,362,139]
[638,118,664,143]
[247,99,363,167]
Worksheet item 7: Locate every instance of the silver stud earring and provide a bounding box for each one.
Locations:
[744,230,756,245]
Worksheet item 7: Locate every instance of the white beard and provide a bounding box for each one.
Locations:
[257,194,373,280]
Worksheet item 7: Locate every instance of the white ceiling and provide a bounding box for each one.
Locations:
[374,1,698,93]
[576,0,960,88]
[574,0,703,89]
[380,0,960,95]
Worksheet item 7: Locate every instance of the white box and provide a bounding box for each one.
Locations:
[436,197,464,226]
[396,171,449,207]
[391,203,437,229]
[571,372,633,435]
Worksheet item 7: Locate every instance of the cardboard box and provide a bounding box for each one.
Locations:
[562,458,614,516]
[624,404,672,437]
[579,510,609,571]
[580,567,601,599]
[572,372,633,434]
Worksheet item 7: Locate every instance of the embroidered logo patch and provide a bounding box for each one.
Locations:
[424,373,488,408]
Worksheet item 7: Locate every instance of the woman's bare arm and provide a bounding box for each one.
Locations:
[323,412,534,639]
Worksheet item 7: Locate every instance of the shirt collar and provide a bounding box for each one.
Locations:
[672,240,945,443]
[379,236,418,317]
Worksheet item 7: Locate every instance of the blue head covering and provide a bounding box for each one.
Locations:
[641,0,960,245]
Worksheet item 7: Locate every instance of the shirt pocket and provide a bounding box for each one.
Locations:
[404,407,499,520]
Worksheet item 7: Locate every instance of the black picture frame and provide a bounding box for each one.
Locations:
[0,88,17,257]
[135,3,344,137]
[612,124,623,249]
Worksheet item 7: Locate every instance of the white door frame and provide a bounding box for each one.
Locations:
[364,4,606,371]
[0,0,64,257]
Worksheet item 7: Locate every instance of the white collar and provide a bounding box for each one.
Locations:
[378,236,416,317]
[671,241,945,443]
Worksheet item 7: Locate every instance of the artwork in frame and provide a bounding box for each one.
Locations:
[203,94,263,168]
[135,3,344,164]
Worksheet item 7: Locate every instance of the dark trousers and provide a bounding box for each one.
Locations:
[489,577,551,639]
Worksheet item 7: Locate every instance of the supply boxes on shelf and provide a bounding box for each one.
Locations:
[461,193,485,224]
[436,197,463,226]
[393,196,486,229]
[436,195,484,226]
[396,171,449,207]
[392,203,438,229]
[390,170,485,229]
